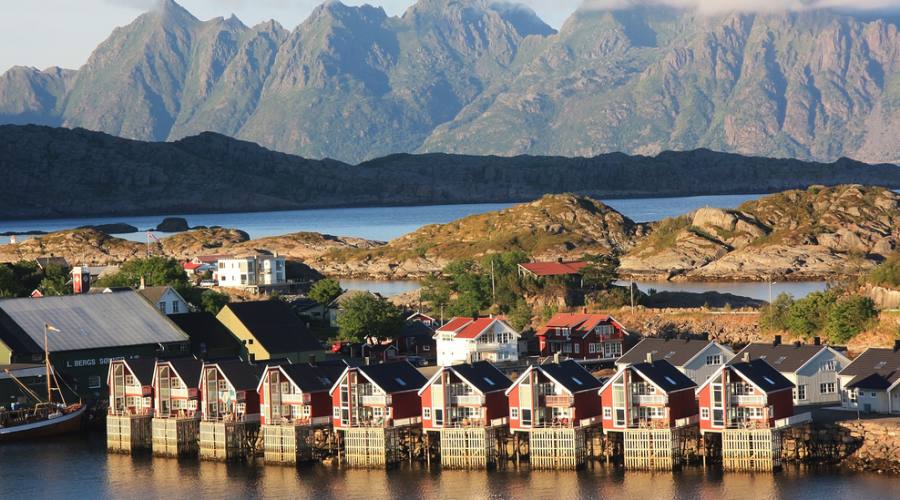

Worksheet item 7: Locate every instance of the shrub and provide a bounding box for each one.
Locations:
[868,254,900,288]
[825,296,878,344]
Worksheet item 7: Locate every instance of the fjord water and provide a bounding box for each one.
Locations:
[1,433,894,500]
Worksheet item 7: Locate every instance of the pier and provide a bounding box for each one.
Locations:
[107,414,152,453]
[152,416,199,458]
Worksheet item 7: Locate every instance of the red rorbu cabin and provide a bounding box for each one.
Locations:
[599,358,698,431]
[152,358,202,419]
[419,361,511,430]
[535,313,627,360]
[330,361,427,429]
[199,361,261,423]
[697,355,795,432]
[505,360,603,431]
[107,358,156,416]
[258,363,344,427]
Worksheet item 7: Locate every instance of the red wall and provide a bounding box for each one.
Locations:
[667,389,698,423]
[390,391,422,421]
[485,391,508,422]
[310,391,332,419]
[241,389,260,416]
[420,385,434,430]
[506,384,524,431]
[768,388,794,424]
[573,390,601,422]
[697,374,717,432]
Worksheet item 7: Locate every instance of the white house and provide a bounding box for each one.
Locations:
[434,317,521,366]
[615,337,735,385]
[216,254,286,288]
[734,339,851,406]
[137,285,190,315]
[838,345,900,414]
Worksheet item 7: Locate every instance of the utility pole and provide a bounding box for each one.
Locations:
[491,258,496,304]
[630,280,635,315]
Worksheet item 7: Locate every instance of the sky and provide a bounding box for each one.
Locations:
[1,0,899,74]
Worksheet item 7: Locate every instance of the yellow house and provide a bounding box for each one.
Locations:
[0,337,12,365]
[216,301,324,363]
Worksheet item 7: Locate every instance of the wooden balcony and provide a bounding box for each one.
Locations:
[281,393,310,405]
[732,395,766,406]
[451,394,485,406]
[632,394,666,405]
[361,394,389,406]
[543,395,575,407]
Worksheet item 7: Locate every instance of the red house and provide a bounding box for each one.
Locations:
[107,358,156,416]
[257,363,344,426]
[696,355,795,432]
[330,361,427,429]
[505,360,603,431]
[536,313,627,360]
[599,358,698,431]
[152,358,202,418]
[199,361,261,423]
[419,361,511,430]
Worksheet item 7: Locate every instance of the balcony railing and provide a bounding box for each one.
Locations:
[473,342,513,352]
[451,394,485,406]
[361,394,389,406]
[543,395,575,407]
[675,415,699,428]
[632,394,666,405]
[733,395,766,406]
[169,388,189,399]
[281,393,309,405]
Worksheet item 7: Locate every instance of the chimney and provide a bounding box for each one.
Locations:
[742,352,750,363]
[553,352,561,364]
[894,340,900,352]
[557,257,563,263]
[139,275,146,290]
[645,352,653,364]
[813,337,821,346]
[773,335,782,346]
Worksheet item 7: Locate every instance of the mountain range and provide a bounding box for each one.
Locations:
[3,0,900,164]
[1,124,898,219]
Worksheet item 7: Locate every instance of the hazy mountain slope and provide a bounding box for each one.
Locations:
[0,66,73,126]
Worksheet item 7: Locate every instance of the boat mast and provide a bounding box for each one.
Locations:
[44,323,52,404]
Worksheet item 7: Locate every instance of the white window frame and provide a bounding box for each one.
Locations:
[423,408,431,420]
[700,407,710,420]
[603,407,611,419]
[88,375,102,389]
[510,407,519,419]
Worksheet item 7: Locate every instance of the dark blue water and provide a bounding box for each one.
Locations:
[0,433,894,499]
[0,193,765,244]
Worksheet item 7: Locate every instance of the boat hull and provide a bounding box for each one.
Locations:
[0,406,86,443]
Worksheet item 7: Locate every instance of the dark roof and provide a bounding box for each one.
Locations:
[358,362,427,393]
[214,360,260,391]
[35,257,68,270]
[841,348,900,390]
[291,298,322,311]
[164,358,202,388]
[281,363,346,393]
[734,343,830,373]
[137,286,176,306]
[451,361,511,393]
[224,301,320,355]
[398,321,434,338]
[168,312,242,357]
[631,360,696,393]
[729,359,794,394]
[540,360,602,393]
[126,358,157,386]
[618,338,714,367]
[0,307,42,356]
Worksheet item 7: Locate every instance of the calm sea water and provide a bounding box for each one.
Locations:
[0,433,894,500]
[0,193,765,244]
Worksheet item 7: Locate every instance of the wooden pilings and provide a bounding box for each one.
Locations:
[721,429,782,471]
[199,421,260,462]
[107,414,152,453]
[152,418,199,458]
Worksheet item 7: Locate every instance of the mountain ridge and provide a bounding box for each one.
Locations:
[4,1,900,163]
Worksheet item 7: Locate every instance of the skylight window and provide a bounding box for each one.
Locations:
[775,356,786,365]
[483,377,496,386]
[763,376,776,385]
[664,376,677,386]
[875,361,887,369]
[571,377,584,386]
[665,351,675,359]
[395,378,407,387]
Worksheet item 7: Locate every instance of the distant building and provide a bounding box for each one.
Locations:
[616,337,735,385]
[838,344,900,414]
[167,312,244,360]
[518,260,589,279]
[71,266,92,294]
[35,256,69,272]
[216,300,323,363]
[406,312,437,327]
[0,291,189,398]
[137,285,190,315]
[216,254,286,289]
[434,317,521,366]
[536,313,627,360]
[396,321,436,359]
[733,338,850,406]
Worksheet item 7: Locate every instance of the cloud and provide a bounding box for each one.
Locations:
[579,0,900,14]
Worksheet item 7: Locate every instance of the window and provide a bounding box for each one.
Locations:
[603,407,611,419]
[573,344,580,354]
[700,408,710,420]
[333,408,340,418]
[510,407,519,419]
[796,385,807,400]
[158,303,166,313]
[172,301,180,313]
[588,343,596,354]
[125,375,135,386]
[88,376,101,389]
[218,380,228,391]
[849,389,858,402]
[423,408,431,420]
[521,408,532,426]
[821,360,836,371]
[706,355,722,366]
[820,383,836,394]
[434,408,443,425]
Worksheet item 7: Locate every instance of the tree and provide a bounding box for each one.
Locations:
[200,290,231,315]
[96,256,188,288]
[581,254,620,291]
[786,291,837,337]
[38,266,71,296]
[825,296,878,344]
[868,253,900,288]
[508,299,533,332]
[336,293,404,343]
[309,278,343,306]
[419,273,451,316]
[760,293,794,331]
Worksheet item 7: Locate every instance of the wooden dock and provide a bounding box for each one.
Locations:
[341,428,402,467]
[528,428,588,469]
[437,427,503,469]
[262,424,314,465]
[622,428,691,470]
[199,421,259,461]
[721,429,782,471]
[107,414,152,453]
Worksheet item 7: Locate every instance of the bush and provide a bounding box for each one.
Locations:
[336,293,404,343]
[785,291,837,338]
[825,296,877,344]
[760,293,794,331]
[868,254,900,288]
[96,256,188,288]
[200,290,230,314]
[309,278,342,306]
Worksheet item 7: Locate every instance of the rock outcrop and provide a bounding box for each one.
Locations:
[0,229,143,265]
[621,185,900,281]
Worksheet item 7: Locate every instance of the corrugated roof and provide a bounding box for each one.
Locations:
[841,348,900,390]
[617,338,713,367]
[519,261,589,277]
[0,292,188,353]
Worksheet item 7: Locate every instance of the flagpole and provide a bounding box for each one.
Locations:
[44,323,51,404]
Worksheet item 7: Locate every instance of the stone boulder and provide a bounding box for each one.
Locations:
[156,217,189,232]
